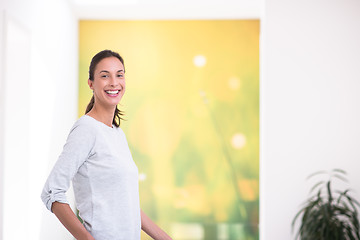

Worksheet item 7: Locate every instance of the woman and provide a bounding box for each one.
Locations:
[41,50,172,240]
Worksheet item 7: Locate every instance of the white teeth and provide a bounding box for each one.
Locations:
[105,90,119,94]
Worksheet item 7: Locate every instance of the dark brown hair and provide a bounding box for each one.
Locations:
[85,50,125,127]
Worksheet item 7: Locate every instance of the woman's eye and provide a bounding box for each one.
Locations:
[117,74,124,78]
[101,75,108,78]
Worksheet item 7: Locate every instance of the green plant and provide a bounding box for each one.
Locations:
[292,169,360,240]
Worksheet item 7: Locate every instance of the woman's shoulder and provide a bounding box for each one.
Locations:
[73,115,95,127]
[69,115,98,135]
[63,115,97,147]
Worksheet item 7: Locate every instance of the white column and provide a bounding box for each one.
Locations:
[2,12,31,240]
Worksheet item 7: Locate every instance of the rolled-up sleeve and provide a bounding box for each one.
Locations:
[41,123,95,212]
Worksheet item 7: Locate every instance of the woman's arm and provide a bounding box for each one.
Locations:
[52,202,94,240]
[141,209,172,240]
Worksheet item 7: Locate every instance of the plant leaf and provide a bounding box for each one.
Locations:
[344,193,360,208]
[310,181,325,195]
[332,168,347,175]
[331,173,349,183]
[327,181,333,203]
[307,170,328,180]
[336,190,347,205]
[344,195,359,213]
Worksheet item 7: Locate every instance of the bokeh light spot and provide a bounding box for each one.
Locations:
[139,173,147,181]
[228,76,241,90]
[231,133,246,149]
[193,55,207,67]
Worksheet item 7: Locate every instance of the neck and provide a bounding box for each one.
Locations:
[86,104,115,128]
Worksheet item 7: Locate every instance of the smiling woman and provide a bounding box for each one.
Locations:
[85,51,126,128]
[41,50,172,240]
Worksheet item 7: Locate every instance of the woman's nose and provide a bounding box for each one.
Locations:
[109,75,119,86]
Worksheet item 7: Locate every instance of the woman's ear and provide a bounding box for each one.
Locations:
[88,79,94,90]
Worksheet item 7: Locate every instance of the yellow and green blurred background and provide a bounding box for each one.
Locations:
[79,20,259,240]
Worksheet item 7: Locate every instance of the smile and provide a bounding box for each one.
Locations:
[104,89,121,97]
[105,90,119,94]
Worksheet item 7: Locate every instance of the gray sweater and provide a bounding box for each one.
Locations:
[41,115,141,239]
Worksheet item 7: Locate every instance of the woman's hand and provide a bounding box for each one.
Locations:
[52,202,95,240]
[141,209,172,240]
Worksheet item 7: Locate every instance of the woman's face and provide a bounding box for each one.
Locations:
[88,56,125,109]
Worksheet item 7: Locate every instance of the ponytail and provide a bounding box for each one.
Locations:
[85,95,95,115]
[113,105,125,127]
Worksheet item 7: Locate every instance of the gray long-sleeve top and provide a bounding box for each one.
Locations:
[41,115,141,239]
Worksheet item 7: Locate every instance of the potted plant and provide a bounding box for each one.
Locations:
[292,169,360,240]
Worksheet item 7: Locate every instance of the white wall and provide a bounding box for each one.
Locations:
[0,7,4,240]
[0,0,78,239]
[2,11,31,240]
[260,0,360,239]
[72,0,261,20]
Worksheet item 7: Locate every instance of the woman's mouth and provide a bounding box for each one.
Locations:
[105,89,121,97]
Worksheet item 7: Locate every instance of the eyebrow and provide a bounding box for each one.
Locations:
[99,70,124,74]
